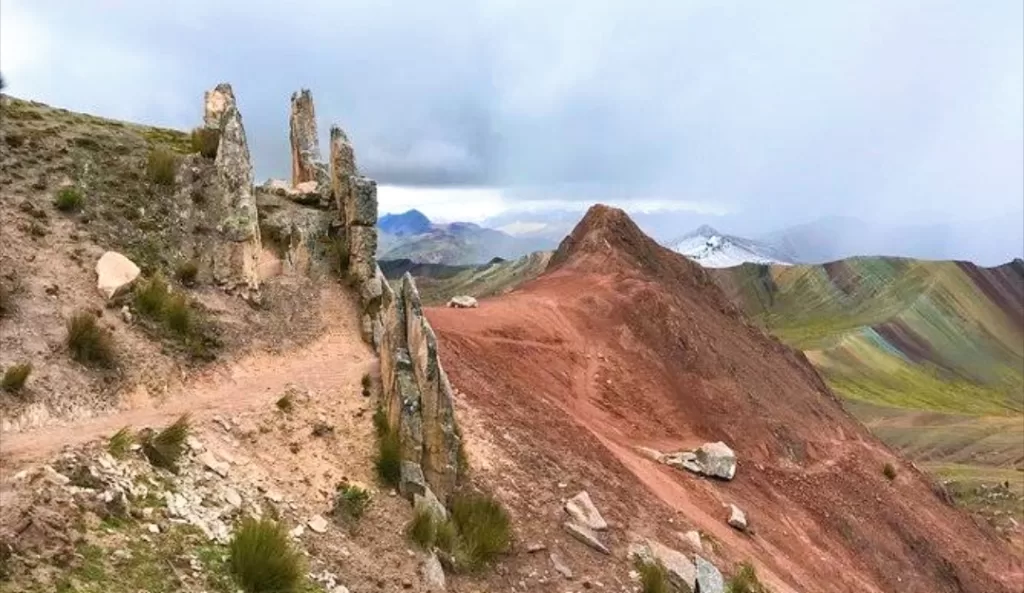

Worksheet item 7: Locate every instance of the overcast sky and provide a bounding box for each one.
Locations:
[2,0,1022,235]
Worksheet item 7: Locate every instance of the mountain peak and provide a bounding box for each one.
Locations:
[379,209,432,236]
[690,224,721,237]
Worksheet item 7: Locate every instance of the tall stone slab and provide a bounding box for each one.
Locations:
[210,101,261,292]
[330,125,357,209]
[289,89,328,189]
[203,83,236,129]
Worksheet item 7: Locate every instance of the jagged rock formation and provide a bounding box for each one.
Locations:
[378,273,462,502]
[330,125,357,212]
[203,83,236,129]
[289,89,329,193]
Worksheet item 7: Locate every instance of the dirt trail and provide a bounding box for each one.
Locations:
[0,287,375,470]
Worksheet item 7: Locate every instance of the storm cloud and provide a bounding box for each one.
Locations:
[2,0,1022,234]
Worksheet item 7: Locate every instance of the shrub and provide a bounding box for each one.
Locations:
[448,492,511,571]
[108,426,134,459]
[372,406,389,437]
[147,148,178,186]
[334,483,370,520]
[276,393,294,413]
[229,518,305,593]
[141,414,190,471]
[883,462,897,481]
[66,312,117,368]
[175,260,199,286]
[727,562,770,593]
[407,507,437,548]
[375,429,402,487]
[134,274,170,318]
[163,294,192,336]
[635,558,669,593]
[1,363,31,393]
[361,372,372,396]
[190,127,220,159]
[54,187,84,212]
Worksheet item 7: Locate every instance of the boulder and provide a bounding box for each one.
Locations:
[420,552,446,591]
[728,504,747,531]
[446,295,479,309]
[95,251,140,299]
[562,521,609,555]
[695,556,726,593]
[564,491,608,531]
[696,441,737,480]
[628,540,697,593]
[399,461,427,500]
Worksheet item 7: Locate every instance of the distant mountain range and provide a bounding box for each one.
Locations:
[377,209,556,265]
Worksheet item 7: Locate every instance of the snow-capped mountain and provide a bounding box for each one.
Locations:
[668,225,794,268]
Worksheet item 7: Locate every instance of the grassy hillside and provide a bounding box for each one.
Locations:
[712,258,1024,416]
[380,251,551,305]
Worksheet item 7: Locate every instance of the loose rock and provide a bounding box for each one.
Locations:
[562,521,610,555]
[308,515,329,534]
[420,552,446,591]
[446,295,479,309]
[95,251,141,300]
[628,539,697,593]
[695,556,726,593]
[564,491,608,531]
[696,441,737,480]
[550,552,573,579]
[728,504,748,531]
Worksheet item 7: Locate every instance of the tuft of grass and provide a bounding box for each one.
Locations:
[175,260,199,286]
[334,483,371,520]
[1,363,32,394]
[727,562,770,593]
[146,148,178,186]
[108,426,134,459]
[635,558,670,593]
[0,284,12,318]
[407,507,438,548]
[54,187,84,212]
[361,372,372,397]
[229,517,305,593]
[448,492,511,571]
[372,406,389,437]
[375,429,402,487]
[66,311,117,368]
[189,127,220,159]
[135,274,171,318]
[883,462,898,481]
[276,393,294,413]
[163,294,193,336]
[141,414,190,472]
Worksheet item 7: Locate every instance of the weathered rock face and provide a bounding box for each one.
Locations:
[330,125,357,210]
[256,191,335,277]
[95,251,140,300]
[203,83,236,129]
[629,540,697,592]
[378,272,463,502]
[289,89,327,189]
[209,103,261,292]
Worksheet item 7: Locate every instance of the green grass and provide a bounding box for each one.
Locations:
[190,127,220,159]
[372,406,388,437]
[54,187,84,212]
[883,462,897,481]
[147,148,178,186]
[276,393,294,413]
[375,429,402,487]
[108,426,134,459]
[133,275,218,359]
[66,311,118,368]
[634,557,670,593]
[229,518,306,593]
[135,274,171,317]
[407,507,438,548]
[447,491,511,571]
[141,414,190,472]
[333,483,370,520]
[727,562,770,593]
[175,260,199,286]
[2,362,32,393]
[361,372,372,396]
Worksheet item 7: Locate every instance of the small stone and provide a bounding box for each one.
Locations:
[550,552,573,579]
[198,452,229,478]
[526,543,547,553]
[289,525,305,539]
[223,488,242,507]
[564,491,608,531]
[562,521,610,555]
[727,504,748,531]
[308,515,329,534]
[402,578,413,589]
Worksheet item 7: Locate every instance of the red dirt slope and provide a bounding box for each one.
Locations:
[427,205,1022,593]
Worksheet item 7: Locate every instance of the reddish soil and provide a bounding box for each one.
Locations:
[427,205,1023,593]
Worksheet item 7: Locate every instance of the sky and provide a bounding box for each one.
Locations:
[2,0,1022,243]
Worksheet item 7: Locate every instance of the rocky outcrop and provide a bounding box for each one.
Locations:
[330,125,357,212]
[256,191,335,278]
[379,273,462,502]
[289,89,328,192]
[95,251,140,299]
[205,85,261,294]
[203,83,236,129]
